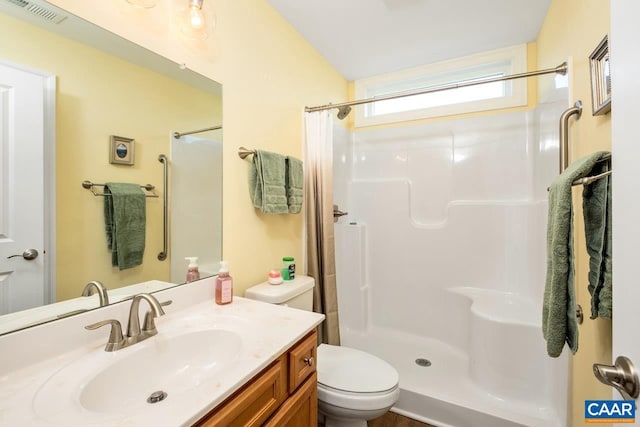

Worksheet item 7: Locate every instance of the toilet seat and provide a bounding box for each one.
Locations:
[317,382,400,411]
[317,344,400,411]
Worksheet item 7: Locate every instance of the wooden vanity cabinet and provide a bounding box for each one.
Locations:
[194,330,318,427]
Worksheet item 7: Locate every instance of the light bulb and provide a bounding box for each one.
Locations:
[179,0,209,40]
[189,5,204,29]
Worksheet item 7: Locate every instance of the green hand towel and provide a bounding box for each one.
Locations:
[582,156,612,319]
[249,150,288,214]
[286,156,304,214]
[543,151,609,357]
[104,183,146,270]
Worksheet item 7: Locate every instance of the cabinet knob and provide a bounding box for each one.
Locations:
[303,357,314,367]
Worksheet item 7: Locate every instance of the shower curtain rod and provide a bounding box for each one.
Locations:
[173,125,222,139]
[305,62,568,118]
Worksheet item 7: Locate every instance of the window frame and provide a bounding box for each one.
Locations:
[353,44,528,127]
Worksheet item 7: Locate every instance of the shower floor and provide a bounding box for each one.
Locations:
[341,327,562,427]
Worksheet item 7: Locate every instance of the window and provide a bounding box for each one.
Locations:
[354,44,528,127]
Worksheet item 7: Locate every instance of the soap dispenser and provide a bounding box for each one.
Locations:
[215,260,233,305]
[185,257,200,283]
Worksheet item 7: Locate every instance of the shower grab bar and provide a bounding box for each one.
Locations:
[157,154,168,261]
[556,101,613,327]
[559,101,583,174]
[559,101,585,324]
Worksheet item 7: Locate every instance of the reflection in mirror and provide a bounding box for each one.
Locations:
[0,0,222,335]
[170,131,223,283]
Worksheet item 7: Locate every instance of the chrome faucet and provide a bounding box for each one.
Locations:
[81,280,109,307]
[85,293,171,352]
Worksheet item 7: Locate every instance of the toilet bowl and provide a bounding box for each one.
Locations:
[244,276,400,427]
[317,343,399,427]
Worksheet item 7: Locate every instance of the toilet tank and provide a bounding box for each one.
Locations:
[244,275,315,311]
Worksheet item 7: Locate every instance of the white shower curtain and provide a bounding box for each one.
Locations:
[304,111,340,345]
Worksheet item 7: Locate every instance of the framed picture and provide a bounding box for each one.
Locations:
[109,135,135,165]
[589,35,611,116]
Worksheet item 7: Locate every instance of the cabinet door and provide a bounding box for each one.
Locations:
[288,331,317,393]
[195,356,287,427]
[265,373,317,427]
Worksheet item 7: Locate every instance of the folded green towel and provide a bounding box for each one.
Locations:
[249,150,288,214]
[582,155,612,319]
[286,156,303,214]
[104,183,146,270]
[543,151,609,357]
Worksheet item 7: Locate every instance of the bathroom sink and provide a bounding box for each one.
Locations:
[33,329,242,419]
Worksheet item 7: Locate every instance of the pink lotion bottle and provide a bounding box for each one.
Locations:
[215,260,233,305]
[185,257,200,283]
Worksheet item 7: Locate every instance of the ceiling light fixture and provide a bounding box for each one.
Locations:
[179,0,215,40]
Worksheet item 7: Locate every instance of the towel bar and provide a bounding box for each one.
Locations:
[238,147,256,159]
[82,181,159,198]
[576,304,584,324]
[546,154,612,191]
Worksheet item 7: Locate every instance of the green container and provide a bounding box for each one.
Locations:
[281,257,295,280]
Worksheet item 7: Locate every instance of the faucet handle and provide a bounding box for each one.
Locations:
[85,319,125,352]
[142,300,172,333]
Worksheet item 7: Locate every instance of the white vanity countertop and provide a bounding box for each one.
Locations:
[0,279,324,427]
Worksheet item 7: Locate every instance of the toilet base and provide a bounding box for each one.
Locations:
[324,416,367,427]
[319,400,391,427]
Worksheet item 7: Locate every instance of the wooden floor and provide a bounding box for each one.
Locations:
[368,411,436,427]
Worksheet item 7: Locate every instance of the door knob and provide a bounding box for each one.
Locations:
[333,209,348,218]
[593,356,640,400]
[333,204,348,223]
[7,249,39,261]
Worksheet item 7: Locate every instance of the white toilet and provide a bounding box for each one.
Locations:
[245,276,400,427]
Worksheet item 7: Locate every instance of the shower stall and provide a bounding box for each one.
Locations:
[332,80,570,426]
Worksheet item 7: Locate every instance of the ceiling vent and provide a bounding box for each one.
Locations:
[5,0,29,7]
[2,0,67,24]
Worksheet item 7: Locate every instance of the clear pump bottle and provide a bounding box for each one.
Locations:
[215,260,233,305]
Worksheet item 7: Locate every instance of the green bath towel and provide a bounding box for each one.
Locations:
[104,183,146,270]
[286,156,304,214]
[249,150,288,214]
[543,151,610,357]
[583,157,612,319]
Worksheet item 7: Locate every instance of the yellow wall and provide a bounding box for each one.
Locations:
[537,1,612,426]
[45,0,348,296]
[0,13,221,301]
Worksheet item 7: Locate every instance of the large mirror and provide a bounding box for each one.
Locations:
[0,0,222,334]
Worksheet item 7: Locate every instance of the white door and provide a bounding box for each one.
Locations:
[611,0,640,415]
[0,62,49,315]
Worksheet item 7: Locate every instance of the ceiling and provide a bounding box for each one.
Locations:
[267,0,552,81]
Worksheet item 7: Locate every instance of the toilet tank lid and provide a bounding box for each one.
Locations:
[244,275,315,304]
